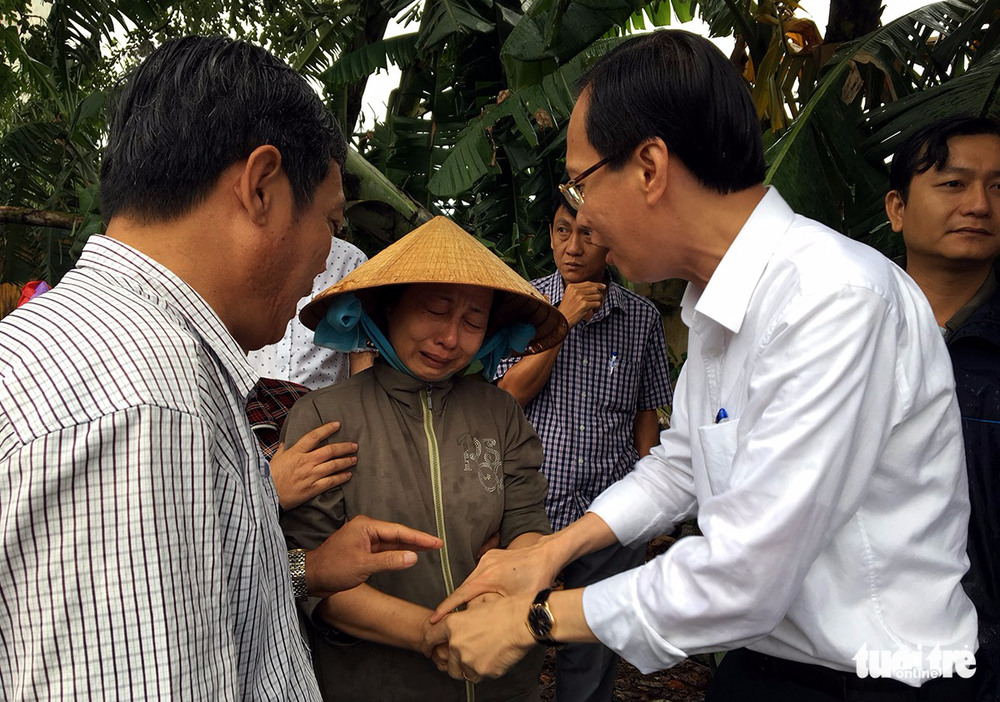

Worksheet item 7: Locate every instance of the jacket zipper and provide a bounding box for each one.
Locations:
[420,387,475,702]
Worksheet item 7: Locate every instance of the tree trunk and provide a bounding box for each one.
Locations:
[0,207,82,230]
[825,0,883,42]
[343,0,394,134]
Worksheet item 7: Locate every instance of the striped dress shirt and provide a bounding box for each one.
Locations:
[496,273,673,531]
[0,236,320,700]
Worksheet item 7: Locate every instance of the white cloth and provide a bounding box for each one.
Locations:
[582,188,978,682]
[0,236,319,700]
[249,237,367,389]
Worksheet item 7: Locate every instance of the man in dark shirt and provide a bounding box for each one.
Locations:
[886,115,1000,701]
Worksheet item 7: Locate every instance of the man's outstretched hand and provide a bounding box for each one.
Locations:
[425,593,537,683]
[431,513,619,623]
[430,538,558,623]
[306,515,442,596]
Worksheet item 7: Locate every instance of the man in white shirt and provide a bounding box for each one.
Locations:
[428,29,978,701]
[249,237,374,389]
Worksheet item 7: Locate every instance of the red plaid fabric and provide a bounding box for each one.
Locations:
[247,377,310,459]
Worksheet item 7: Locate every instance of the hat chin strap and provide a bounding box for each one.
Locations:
[313,293,416,378]
[358,313,417,378]
[315,293,535,381]
[473,322,535,379]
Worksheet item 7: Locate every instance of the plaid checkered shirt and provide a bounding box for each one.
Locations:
[496,272,673,530]
[248,378,311,460]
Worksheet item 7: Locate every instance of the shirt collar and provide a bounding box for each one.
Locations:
[77,235,259,400]
[946,268,999,337]
[681,187,795,334]
[531,271,562,305]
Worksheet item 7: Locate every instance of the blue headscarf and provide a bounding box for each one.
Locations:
[314,292,536,380]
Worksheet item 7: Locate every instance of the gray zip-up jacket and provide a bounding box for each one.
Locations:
[281,360,550,702]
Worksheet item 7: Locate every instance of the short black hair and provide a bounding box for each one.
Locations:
[100,35,347,223]
[578,30,763,195]
[889,115,1000,203]
[549,189,576,222]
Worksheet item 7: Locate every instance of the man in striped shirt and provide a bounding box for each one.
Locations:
[0,36,439,699]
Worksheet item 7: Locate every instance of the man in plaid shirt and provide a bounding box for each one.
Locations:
[495,192,673,702]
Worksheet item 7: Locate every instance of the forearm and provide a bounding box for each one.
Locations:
[315,583,431,651]
[538,513,619,573]
[507,531,544,550]
[496,345,561,407]
[549,588,598,643]
[633,409,661,458]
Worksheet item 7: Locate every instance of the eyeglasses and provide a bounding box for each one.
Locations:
[558,156,612,211]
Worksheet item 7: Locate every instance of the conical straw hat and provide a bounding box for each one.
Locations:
[300,216,568,354]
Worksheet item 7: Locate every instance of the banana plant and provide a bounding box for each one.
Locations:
[0,0,426,284]
[765,0,998,250]
[346,0,693,277]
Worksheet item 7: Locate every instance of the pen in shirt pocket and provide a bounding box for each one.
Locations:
[715,407,729,424]
[608,351,618,375]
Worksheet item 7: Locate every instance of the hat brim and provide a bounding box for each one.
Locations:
[300,217,568,354]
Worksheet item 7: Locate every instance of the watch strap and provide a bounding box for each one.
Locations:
[289,548,308,602]
[526,587,563,647]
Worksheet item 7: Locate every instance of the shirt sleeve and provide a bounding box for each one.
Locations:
[497,395,553,546]
[492,355,518,383]
[583,287,908,673]
[278,394,347,622]
[288,243,371,387]
[637,309,673,411]
[0,405,237,698]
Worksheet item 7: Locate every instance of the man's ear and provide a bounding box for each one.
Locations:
[636,138,669,205]
[885,190,906,234]
[235,145,284,226]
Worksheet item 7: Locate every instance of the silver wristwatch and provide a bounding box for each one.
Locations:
[288,548,308,602]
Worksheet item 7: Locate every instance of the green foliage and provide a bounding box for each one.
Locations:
[321,32,420,88]
[2,0,996,290]
[354,0,687,277]
[765,0,1000,250]
[0,0,369,285]
[0,0,122,283]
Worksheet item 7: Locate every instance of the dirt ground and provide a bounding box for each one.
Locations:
[538,648,710,702]
[538,530,711,702]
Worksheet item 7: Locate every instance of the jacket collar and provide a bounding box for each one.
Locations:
[372,358,456,416]
[950,274,1000,344]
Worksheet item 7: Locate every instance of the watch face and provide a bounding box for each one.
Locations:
[528,603,553,639]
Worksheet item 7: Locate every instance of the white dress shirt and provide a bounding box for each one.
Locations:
[582,188,978,683]
[249,237,367,389]
[0,236,319,699]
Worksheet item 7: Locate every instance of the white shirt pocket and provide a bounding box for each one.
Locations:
[697,418,741,495]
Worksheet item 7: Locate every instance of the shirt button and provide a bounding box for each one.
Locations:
[581,392,587,398]
[579,425,585,431]
[708,348,720,358]
[582,360,588,366]
[578,458,584,465]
